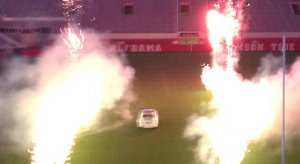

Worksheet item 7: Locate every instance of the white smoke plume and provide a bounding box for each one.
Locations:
[0,31,135,162]
[185,54,300,164]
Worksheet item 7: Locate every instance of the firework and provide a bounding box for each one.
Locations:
[62,0,83,22]
[184,1,280,164]
[29,32,134,164]
[29,1,93,164]
[61,0,84,61]
[60,26,84,61]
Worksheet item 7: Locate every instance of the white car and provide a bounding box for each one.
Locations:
[136,109,159,128]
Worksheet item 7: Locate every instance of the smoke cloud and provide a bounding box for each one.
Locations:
[185,54,300,163]
[0,31,135,161]
[250,54,300,141]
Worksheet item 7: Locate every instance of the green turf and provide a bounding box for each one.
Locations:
[70,88,300,164]
[70,89,206,164]
[2,85,300,164]
[0,150,31,164]
[2,52,300,163]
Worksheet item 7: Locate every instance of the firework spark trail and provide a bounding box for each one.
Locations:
[189,55,300,164]
[29,33,134,164]
[60,26,84,61]
[30,1,86,163]
[184,1,283,164]
[29,1,134,164]
[206,0,242,69]
[61,0,84,61]
[185,2,256,163]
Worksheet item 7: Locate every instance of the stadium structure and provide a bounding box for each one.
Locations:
[0,0,300,57]
[1,1,300,163]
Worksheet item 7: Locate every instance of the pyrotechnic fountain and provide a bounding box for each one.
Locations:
[29,1,134,164]
[185,1,281,164]
[60,0,84,61]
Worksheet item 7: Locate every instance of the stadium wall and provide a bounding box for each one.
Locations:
[1,32,300,58]
[1,0,300,57]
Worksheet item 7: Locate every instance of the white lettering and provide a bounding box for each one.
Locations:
[245,43,250,51]
[271,43,277,51]
[257,43,264,51]
[131,45,138,52]
[113,43,162,52]
[270,43,296,51]
[146,44,155,51]
[139,45,145,52]
[115,41,125,52]
[124,45,130,52]
[155,44,162,52]
[239,42,264,51]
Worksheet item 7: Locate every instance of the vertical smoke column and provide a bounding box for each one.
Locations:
[30,1,135,164]
[185,1,278,164]
[185,1,300,163]
[200,2,249,163]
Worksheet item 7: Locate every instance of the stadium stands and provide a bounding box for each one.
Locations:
[0,0,300,54]
[1,0,300,32]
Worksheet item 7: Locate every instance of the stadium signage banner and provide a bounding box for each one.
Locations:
[108,39,210,53]
[108,38,300,52]
[239,38,298,52]
[109,40,163,52]
[11,37,300,57]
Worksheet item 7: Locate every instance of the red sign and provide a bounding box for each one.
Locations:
[108,38,300,53]
[107,39,211,52]
[19,37,300,57]
[239,38,299,52]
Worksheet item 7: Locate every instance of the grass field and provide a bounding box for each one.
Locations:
[69,52,300,164]
[70,90,207,164]
[1,52,300,164]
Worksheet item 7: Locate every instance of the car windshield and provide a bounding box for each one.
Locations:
[143,113,154,119]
